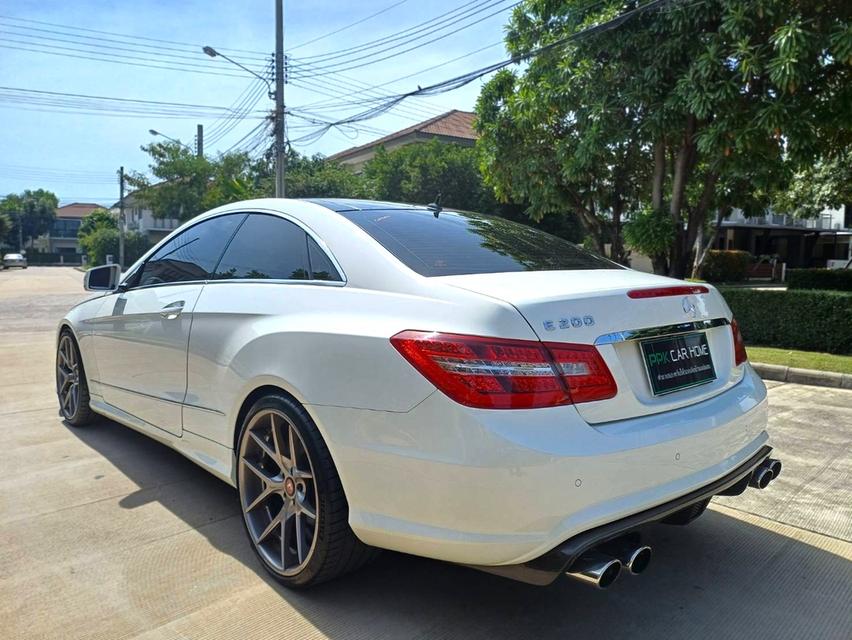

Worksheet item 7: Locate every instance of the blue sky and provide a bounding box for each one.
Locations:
[0,0,514,205]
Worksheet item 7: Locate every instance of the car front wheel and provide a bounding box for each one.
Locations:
[236,393,377,587]
[56,331,94,426]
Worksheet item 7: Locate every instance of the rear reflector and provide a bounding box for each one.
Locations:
[390,331,617,409]
[731,319,748,365]
[627,285,709,299]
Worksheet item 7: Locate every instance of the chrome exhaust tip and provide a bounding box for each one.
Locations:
[766,458,782,480]
[749,466,773,490]
[598,539,653,575]
[565,551,622,589]
[624,545,652,575]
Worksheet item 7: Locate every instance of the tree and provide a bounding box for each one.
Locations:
[363,139,497,212]
[773,149,852,218]
[477,0,852,277]
[78,207,148,266]
[78,208,116,237]
[0,212,10,246]
[0,189,58,249]
[127,142,217,221]
[127,141,366,219]
[284,152,365,198]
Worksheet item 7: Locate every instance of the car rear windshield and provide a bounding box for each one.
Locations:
[339,208,620,277]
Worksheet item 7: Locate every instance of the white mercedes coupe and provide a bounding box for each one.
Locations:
[57,198,779,589]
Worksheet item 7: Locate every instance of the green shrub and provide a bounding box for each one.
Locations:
[787,268,852,292]
[79,228,150,266]
[718,288,852,354]
[700,250,752,282]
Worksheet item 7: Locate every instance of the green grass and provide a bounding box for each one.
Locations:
[747,345,852,374]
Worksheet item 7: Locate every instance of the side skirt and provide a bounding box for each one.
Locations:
[89,398,236,487]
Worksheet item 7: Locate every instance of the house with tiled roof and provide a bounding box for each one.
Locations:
[33,202,107,258]
[328,110,477,173]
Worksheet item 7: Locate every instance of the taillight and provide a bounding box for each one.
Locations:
[545,343,618,403]
[731,319,748,365]
[390,330,616,409]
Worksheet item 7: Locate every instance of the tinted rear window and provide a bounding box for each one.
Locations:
[340,209,619,277]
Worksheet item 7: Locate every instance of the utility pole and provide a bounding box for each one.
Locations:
[17,211,23,252]
[196,124,204,158]
[274,0,286,197]
[118,166,125,269]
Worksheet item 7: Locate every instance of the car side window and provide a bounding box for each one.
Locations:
[307,236,342,282]
[136,213,245,287]
[213,214,315,281]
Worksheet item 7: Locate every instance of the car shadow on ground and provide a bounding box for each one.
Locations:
[65,416,852,640]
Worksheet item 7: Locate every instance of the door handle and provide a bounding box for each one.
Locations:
[159,301,185,320]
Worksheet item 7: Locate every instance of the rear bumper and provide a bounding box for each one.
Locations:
[470,443,773,585]
[308,364,769,566]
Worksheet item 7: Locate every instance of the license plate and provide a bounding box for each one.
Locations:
[640,332,716,396]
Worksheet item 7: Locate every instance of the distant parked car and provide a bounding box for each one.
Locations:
[2,253,27,269]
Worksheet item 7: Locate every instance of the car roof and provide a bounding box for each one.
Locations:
[300,198,424,213]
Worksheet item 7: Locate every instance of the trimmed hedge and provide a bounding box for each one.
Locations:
[719,288,852,354]
[700,250,751,283]
[787,268,852,292]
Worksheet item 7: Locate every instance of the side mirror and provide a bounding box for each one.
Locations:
[84,264,122,292]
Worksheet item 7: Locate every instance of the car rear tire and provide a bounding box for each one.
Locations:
[56,330,95,427]
[236,392,378,587]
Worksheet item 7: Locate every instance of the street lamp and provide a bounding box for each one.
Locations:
[203,46,273,97]
[149,129,194,153]
[204,15,284,199]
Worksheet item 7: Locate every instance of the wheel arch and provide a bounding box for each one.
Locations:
[230,382,350,501]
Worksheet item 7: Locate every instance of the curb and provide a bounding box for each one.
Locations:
[752,362,852,390]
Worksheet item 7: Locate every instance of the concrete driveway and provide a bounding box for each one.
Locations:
[1,267,850,640]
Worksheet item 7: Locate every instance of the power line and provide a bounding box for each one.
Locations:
[292,0,677,144]
[0,13,268,57]
[288,1,518,78]
[287,0,412,51]
[0,27,268,72]
[291,0,505,64]
[0,43,255,79]
[297,41,503,112]
[289,72,445,121]
[0,35,265,75]
[0,86,264,119]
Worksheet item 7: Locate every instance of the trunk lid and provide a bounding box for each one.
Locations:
[436,269,742,423]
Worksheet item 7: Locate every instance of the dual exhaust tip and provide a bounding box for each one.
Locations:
[749,457,782,490]
[565,457,781,589]
[565,541,652,589]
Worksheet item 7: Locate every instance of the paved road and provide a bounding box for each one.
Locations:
[1,267,850,640]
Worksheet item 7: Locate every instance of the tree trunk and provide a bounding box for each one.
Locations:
[652,139,665,211]
[691,205,727,279]
[669,116,697,279]
[687,172,721,278]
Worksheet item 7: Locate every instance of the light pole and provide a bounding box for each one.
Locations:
[203,2,284,197]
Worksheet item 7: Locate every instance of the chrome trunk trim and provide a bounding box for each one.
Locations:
[595,317,730,345]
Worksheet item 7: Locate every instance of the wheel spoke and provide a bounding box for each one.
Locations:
[299,499,316,521]
[270,414,293,469]
[244,483,275,512]
[256,510,283,544]
[288,426,297,470]
[242,457,277,484]
[295,512,305,563]
[250,431,279,464]
[292,468,312,481]
[68,384,77,416]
